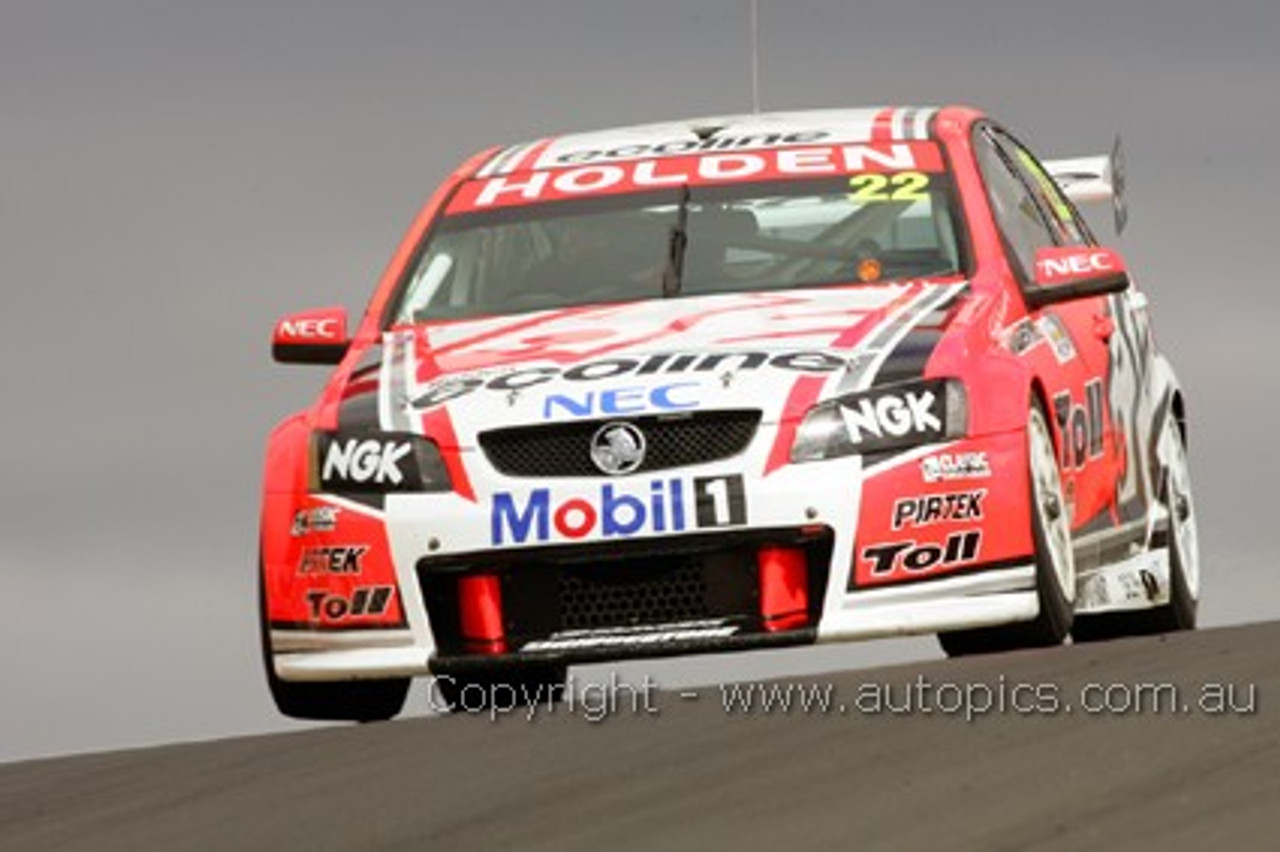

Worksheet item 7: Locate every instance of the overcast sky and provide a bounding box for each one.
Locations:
[2,0,1278,762]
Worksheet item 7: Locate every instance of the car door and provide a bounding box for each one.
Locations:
[972,124,1120,538]
[995,129,1159,532]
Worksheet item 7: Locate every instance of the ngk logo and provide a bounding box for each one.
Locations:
[322,439,411,486]
[840,389,942,444]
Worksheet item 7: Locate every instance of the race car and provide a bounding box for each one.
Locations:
[259,105,1199,721]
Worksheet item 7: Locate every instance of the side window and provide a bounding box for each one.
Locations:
[995,132,1091,247]
[974,127,1056,283]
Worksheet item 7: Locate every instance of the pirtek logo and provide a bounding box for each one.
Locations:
[892,490,986,529]
[840,389,941,444]
[298,545,368,575]
[322,439,412,486]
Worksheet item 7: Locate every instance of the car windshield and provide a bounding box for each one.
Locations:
[391,173,965,323]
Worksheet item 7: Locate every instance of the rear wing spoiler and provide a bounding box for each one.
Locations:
[1044,136,1128,234]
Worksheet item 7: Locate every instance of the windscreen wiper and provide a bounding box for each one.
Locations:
[661,184,690,298]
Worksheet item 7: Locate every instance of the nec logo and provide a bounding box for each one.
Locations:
[839,388,942,444]
[542,382,699,419]
[1034,248,1121,285]
[321,439,412,486]
[280,318,340,340]
[1037,252,1113,278]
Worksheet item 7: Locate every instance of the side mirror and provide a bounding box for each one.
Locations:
[1025,246,1130,309]
[272,306,349,365]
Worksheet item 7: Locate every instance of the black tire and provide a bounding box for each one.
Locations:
[258,567,409,722]
[1073,413,1198,641]
[939,400,1075,657]
[430,666,567,714]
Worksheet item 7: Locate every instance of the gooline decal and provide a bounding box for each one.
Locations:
[491,475,747,545]
[413,350,848,410]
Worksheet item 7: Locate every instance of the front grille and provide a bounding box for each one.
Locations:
[559,561,707,630]
[479,410,760,477]
[418,527,835,657]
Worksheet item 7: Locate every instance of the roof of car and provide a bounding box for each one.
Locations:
[475,106,947,178]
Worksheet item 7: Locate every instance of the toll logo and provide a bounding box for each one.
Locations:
[305,585,394,622]
[861,531,981,578]
[490,475,747,545]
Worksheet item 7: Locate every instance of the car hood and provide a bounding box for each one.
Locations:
[340,282,967,445]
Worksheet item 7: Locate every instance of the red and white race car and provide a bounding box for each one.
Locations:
[260,105,1199,720]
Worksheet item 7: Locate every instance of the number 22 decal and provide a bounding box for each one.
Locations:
[848,171,930,202]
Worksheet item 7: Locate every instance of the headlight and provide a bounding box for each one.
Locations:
[790,378,967,462]
[308,431,451,493]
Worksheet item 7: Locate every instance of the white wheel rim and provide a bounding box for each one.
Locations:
[1029,407,1075,602]
[1164,417,1200,598]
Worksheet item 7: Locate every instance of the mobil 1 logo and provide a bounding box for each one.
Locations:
[693,474,747,529]
[490,474,747,545]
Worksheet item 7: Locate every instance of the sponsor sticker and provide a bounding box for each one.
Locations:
[834,380,949,452]
[920,451,991,483]
[298,545,368,576]
[290,506,341,537]
[891,490,987,529]
[542,381,700,420]
[520,619,739,652]
[1037,315,1077,364]
[319,437,413,488]
[490,475,747,545]
[305,586,394,623]
[412,350,845,410]
[451,142,945,211]
[861,531,982,578]
[1053,379,1104,470]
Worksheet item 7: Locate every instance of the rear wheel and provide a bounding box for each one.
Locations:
[939,400,1075,656]
[258,569,409,722]
[1073,411,1198,640]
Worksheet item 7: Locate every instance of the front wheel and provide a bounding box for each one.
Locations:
[258,569,409,722]
[939,400,1075,656]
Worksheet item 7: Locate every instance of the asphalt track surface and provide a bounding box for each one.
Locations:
[3,622,1277,851]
